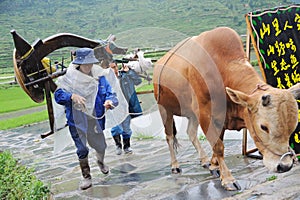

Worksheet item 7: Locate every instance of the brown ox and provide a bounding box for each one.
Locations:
[153,27,300,190]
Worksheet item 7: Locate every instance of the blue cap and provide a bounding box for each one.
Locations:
[72,48,99,65]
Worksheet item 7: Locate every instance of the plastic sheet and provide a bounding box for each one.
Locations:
[53,64,129,154]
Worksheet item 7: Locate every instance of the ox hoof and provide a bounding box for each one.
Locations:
[171,168,182,174]
[201,162,210,169]
[223,181,241,191]
[210,169,220,178]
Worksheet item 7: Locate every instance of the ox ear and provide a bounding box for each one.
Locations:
[226,87,249,107]
[288,83,300,99]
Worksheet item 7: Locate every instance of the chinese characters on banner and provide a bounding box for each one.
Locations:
[246,5,300,155]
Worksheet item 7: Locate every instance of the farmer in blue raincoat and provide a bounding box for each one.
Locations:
[54,48,118,190]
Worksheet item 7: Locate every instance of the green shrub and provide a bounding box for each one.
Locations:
[0,151,50,200]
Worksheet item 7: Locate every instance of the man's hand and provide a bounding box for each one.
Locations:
[103,100,114,109]
[122,64,130,72]
[71,93,86,105]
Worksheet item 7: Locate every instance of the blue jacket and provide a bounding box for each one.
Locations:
[118,69,142,118]
[54,76,118,132]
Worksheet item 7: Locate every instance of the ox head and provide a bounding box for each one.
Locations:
[226,83,300,173]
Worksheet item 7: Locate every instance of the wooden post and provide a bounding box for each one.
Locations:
[40,81,54,139]
[242,27,261,159]
[242,29,251,156]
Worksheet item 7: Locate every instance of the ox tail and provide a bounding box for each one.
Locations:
[173,121,180,154]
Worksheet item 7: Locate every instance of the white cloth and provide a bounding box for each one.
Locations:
[125,51,153,74]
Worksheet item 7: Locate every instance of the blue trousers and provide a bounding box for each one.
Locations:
[111,115,132,139]
[69,119,107,159]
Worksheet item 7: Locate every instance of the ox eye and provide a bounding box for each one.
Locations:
[261,125,269,133]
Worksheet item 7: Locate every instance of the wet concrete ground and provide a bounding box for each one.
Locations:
[1,120,300,200]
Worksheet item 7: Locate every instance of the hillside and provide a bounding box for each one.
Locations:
[0,0,295,73]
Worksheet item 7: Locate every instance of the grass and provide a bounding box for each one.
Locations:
[136,82,154,92]
[266,175,277,181]
[0,151,50,199]
[133,132,156,140]
[199,134,207,141]
[0,86,45,113]
[0,110,48,130]
[0,85,48,130]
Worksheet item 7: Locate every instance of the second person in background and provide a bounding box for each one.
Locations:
[110,61,143,155]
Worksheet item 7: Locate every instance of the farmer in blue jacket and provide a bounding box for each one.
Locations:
[54,48,118,190]
[110,61,142,155]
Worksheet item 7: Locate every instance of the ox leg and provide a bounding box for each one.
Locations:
[202,122,241,190]
[187,116,210,168]
[209,138,241,190]
[163,111,181,174]
[209,153,220,177]
[209,130,224,177]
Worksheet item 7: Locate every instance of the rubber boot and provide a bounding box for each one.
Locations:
[96,152,109,174]
[113,135,122,155]
[79,157,92,190]
[123,138,133,154]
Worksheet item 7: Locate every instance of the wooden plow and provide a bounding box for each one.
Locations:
[11,30,128,138]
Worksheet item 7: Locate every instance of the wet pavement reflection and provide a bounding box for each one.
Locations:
[1,121,300,200]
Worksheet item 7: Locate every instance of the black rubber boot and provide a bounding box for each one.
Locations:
[78,157,92,190]
[123,138,133,154]
[96,152,109,174]
[113,135,122,155]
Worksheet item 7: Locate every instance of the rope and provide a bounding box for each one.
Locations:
[20,47,33,60]
[77,101,158,120]
[251,83,268,94]
[156,37,192,103]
